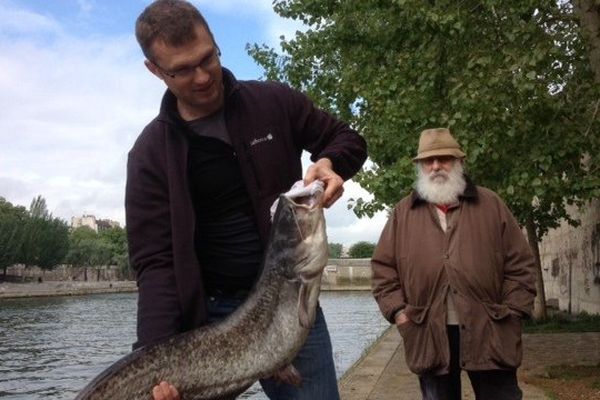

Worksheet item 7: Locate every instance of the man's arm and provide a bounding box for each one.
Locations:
[281,84,367,182]
[126,149,182,349]
[499,201,537,318]
[281,85,366,208]
[371,210,407,323]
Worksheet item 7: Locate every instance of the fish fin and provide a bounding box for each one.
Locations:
[298,281,311,329]
[298,278,321,329]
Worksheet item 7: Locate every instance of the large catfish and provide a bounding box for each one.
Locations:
[75,189,329,399]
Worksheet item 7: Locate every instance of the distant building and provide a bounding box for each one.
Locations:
[71,215,120,232]
[96,218,120,231]
[71,215,98,231]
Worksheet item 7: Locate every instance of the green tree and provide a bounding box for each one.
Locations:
[572,0,600,82]
[66,226,112,281]
[328,242,343,258]
[348,241,376,259]
[249,0,600,319]
[98,226,130,277]
[35,218,69,270]
[29,195,49,219]
[0,198,28,279]
[20,196,69,271]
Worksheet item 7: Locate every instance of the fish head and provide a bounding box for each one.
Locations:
[271,193,328,329]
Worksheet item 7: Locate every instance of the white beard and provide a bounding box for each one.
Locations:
[415,162,467,205]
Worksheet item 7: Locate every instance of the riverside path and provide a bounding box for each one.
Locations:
[339,327,600,400]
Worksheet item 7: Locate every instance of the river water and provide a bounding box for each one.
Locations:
[0,291,389,399]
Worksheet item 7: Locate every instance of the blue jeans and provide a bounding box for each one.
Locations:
[206,296,340,400]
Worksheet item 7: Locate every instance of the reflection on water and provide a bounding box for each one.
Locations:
[0,291,388,399]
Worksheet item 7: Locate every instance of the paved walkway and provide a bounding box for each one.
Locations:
[339,327,600,400]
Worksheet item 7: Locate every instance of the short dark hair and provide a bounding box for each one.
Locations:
[135,0,217,61]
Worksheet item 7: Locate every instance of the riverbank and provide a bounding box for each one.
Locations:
[0,281,138,299]
[0,280,371,299]
[339,327,600,399]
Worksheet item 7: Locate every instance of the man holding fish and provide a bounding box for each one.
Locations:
[126,1,367,399]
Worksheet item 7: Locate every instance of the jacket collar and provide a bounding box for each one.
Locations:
[157,67,239,125]
[410,174,478,209]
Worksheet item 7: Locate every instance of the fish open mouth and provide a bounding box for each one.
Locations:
[289,204,320,242]
[277,196,328,329]
[266,181,328,329]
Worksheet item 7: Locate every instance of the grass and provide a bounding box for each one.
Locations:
[527,364,600,399]
[545,364,600,381]
[523,311,600,333]
[521,311,600,399]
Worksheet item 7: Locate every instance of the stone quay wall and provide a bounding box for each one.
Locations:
[0,259,372,299]
[538,199,600,315]
[321,258,372,290]
[3,264,131,283]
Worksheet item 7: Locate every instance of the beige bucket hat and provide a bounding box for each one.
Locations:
[413,128,466,161]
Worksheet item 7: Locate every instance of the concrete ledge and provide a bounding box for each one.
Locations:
[0,281,137,299]
[321,285,371,291]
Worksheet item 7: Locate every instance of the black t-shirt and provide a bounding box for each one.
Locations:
[186,113,263,295]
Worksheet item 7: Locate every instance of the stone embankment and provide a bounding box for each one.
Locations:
[0,259,374,299]
[0,281,137,299]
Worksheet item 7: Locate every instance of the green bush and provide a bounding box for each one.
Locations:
[347,241,376,258]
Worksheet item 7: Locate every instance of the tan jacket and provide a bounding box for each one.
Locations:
[371,181,536,375]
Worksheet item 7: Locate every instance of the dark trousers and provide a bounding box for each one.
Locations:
[418,326,522,400]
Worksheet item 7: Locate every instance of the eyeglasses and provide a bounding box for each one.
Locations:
[153,49,221,79]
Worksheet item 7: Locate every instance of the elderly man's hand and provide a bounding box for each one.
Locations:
[304,158,344,208]
[152,381,180,400]
[394,311,409,327]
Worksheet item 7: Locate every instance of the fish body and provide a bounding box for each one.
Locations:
[75,193,328,400]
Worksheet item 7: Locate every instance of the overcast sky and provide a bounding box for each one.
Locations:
[0,0,388,247]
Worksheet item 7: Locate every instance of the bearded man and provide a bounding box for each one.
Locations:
[371,128,536,400]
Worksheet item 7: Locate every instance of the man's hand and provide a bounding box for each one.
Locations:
[271,364,303,387]
[152,381,180,400]
[394,311,409,327]
[304,158,344,208]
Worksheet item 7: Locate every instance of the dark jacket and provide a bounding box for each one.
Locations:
[371,181,536,375]
[126,68,367,348]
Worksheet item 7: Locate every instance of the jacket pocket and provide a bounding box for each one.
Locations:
[483,302,523,368]
[398,304,445,375]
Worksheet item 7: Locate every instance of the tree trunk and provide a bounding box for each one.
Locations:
[1,266,6,282]
[525,217,548,320]
[572,0,600,83]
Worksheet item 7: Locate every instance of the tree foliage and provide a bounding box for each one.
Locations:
[98,226,129,271]
[249,0,600,318]
[1,196,70,275]
[348,241,376,258]
[249,0,599,235]
[572,0,600,83]
[66,227,112,269]
[19,196,69,270]
[0,196,128,280]
[0,198,28,275]
[328,242,343,258]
